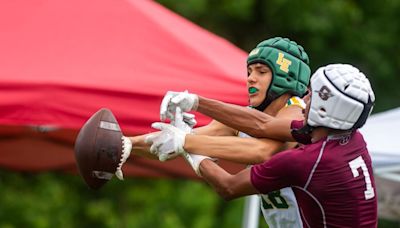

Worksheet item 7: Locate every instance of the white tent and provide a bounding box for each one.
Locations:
[360,107,400,221]
[360,107,400,180]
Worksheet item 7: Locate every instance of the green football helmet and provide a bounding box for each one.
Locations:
[247,37,311,111]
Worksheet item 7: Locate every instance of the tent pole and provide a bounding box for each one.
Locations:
[242,194,260,228]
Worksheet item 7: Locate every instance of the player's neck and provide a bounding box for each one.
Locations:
[311,128,351,142]
[311,127,330,143]
[262,94,291,116]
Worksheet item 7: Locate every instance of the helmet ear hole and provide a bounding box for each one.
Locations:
[318,107,327,118]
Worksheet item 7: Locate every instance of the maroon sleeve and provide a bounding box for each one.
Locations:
[250,148,300,194]
[290,120,313,145]
[291,119,304,129]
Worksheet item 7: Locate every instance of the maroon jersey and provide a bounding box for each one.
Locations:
[251,121,377,227]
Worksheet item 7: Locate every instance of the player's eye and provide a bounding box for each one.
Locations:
[259,67,269,74]
[247,68,252,76]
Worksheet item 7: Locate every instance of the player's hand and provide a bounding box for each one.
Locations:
[171,108,197,134]
[149,107,196,161]
[115,136,133,180]
[160,90,199,122]
[145,122,187,162]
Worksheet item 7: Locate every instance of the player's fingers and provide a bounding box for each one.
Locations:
[183,113,196,127]
[188,119,197,127]
[151,122,168,131]
[176,106,182,116]
[159,153,168,162]
[182,112,195,119]
[173,107,184,127]
[167,111,175,121]
[171,92,186,105]
[144,132,161,144]
[144,133,157,144]
[149,143,160,154]
[160,93,173,121]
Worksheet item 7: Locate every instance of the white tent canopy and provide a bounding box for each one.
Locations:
[360,107,400,181]
[361,107,400,160]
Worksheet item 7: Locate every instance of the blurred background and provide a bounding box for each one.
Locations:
[1,0,400,227]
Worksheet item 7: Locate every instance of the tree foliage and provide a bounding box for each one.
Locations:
[158,0,400,112]
[0,170,244,228]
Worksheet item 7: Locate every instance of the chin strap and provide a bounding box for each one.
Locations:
[291,124,314,145]
[253,92,276,111]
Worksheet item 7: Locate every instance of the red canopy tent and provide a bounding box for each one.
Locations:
[0,0,248,179]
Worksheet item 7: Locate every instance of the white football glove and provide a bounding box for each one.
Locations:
[146,108,213,176]
[145,121,187,162]
[182,153,211,177]
[171,111,197,134]
[160,90,199,122]
[145,123,210,176]
[147,107,196,161]
[113,108,197,179]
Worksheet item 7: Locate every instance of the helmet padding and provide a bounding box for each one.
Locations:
[247,37,311,111]
[308,64,375,130]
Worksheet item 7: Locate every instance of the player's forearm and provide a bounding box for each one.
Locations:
[199,159,257,201]
[129,134,158,159]
[197,96,294,140]
[184,135,278,164]
[199,159,241,201]
[192,120,237,136]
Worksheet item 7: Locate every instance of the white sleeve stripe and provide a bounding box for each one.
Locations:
[304,140,327,189]
[293,186,327,228]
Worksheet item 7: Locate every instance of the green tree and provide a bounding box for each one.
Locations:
[0,170,245,228]
[157,0,400,112]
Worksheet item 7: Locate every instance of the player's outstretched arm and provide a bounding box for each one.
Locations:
[184,134,283,164]
[129,133,159,159]
[184,104,304,164]
[129,108,204,161]
[197,96,294,141]
[192,119,237,136]
[128,117,238,161]
[159,90,296,141]
[199,159,259,201]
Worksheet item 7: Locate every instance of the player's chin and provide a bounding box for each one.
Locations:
[248,96,262,107]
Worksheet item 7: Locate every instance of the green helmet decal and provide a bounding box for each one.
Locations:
[247,37,311,111]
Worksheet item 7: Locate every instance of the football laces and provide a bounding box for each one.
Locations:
[115,136,132,180]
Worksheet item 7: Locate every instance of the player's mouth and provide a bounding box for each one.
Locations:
[248,87,259,95]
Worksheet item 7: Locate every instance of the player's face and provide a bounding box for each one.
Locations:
[247,63,272,107]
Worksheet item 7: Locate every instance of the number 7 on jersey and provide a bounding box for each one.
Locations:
[348,156,375,200]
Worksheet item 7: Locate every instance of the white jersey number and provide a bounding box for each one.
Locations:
[348,156,375,200]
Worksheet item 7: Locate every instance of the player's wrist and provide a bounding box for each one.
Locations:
[188,154,210,176]
[182,134,193,152]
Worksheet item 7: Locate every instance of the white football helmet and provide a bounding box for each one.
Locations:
[307,64,375,130]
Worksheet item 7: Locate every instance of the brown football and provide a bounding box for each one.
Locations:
[74,108,123,189]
